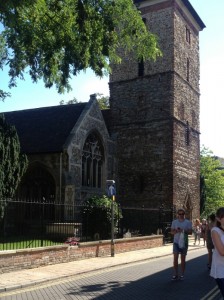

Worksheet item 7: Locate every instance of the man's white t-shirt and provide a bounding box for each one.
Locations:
[171,219,192,244]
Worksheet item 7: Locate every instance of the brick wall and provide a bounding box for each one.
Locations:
[0,235,163,274]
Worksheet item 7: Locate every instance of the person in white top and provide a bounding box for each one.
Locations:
[211,207,224,298]
[171,208,192,280]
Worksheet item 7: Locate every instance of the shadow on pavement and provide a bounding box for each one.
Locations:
[66,251,221,300]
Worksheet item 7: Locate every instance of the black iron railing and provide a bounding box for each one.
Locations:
[0,198,175,250]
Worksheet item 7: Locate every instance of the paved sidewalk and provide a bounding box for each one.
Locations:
[0,238,203,293]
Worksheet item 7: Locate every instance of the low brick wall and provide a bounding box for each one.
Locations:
[0,235,163,274]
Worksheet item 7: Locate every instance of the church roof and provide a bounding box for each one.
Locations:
[3,103,87,154]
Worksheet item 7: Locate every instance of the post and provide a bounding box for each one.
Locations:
[141,205,144,235]
[41,197,45,247]
[106,180,116,257]
[111,195,115,257]
[159,203,164,234]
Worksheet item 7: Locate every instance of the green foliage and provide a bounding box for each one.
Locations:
[59,97,78,105]
[200,175,206,215]
[0,33,7,69]
[96,93,109,109]
[0,34,10,100]
[59,94,109,109]
[0,0,162,98]
[82,195,122,240]
[0,89,10,101]
[0,114,28,219]
[200,146,224,217]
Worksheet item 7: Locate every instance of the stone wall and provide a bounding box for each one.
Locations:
[0,235,163,274]
[109,72,175,209]
[172,4,201,218]
[17,98,115,209]
[109,0,201,218]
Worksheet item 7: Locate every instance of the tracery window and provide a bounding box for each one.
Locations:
[82,133,104,188]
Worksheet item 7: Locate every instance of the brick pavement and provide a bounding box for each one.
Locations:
[0,236,202,293]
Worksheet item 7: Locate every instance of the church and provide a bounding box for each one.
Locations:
[4,0,205,229]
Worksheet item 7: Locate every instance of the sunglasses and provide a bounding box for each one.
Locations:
[178,213,185,216]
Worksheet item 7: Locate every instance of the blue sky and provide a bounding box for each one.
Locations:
[0,0,224,157]
[190,0,224,157]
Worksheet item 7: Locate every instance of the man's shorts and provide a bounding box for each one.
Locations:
[173,242,188,255]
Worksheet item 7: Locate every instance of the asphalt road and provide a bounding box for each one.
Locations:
[0,248,222,300]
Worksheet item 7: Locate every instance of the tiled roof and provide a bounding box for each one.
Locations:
[3,103,87,154]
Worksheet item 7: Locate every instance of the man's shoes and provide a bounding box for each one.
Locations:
[180,275,184,280]
[171,275,178,280]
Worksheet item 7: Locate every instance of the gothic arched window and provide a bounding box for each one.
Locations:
[82,133,104,188]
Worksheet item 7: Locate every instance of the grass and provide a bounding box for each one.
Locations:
[0,237,63,251]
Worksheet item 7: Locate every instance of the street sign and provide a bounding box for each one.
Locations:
[106,180,116,257]
[106,180,116,197]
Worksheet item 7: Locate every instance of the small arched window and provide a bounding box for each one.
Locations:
[187,58,190,82]
[185,121,190,146]
[186,27,191,44]
[138,58,144,77]
[82,133,104,188]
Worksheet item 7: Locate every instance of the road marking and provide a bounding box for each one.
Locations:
[200,286,221,300]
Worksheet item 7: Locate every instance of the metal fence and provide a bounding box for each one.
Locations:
[0,198,175,250]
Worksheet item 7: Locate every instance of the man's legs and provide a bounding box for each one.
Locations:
[180,254,186,276]
[194,232,197,245]
[173,252,179,276]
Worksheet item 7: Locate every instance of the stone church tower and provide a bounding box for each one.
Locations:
[109,0,205,220]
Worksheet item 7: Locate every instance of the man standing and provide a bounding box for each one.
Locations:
[171,208,192,280]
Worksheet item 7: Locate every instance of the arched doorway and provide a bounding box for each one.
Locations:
[17,164,56,221]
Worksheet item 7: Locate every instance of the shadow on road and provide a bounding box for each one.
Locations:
[66,250,221,300]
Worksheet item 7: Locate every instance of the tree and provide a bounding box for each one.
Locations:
[59,97,78,105]
[0,32,10,100]
[82,195,122,240]
[200,146,224,217]
[96,93,110,110]
[0,114,28,220]
[0,0,162,98]
[59,93,109,108]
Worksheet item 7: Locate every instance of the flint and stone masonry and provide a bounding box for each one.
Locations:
[109,0,205,220]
